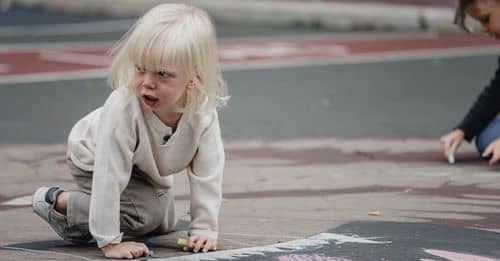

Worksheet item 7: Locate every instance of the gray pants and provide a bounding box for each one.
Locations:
[52,160,174,244]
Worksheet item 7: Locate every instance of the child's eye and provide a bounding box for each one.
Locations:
[158,71,173,78]
[480,15,490,24]
[136,66,145,73]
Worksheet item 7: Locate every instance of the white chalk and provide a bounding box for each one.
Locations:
[448,152,455,164]
[177,231,189,248]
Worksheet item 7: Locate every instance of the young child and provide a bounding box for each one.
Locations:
[440,0,500,165]
[31,4,228,259]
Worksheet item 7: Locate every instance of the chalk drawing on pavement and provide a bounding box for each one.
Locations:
[163,233,390,260]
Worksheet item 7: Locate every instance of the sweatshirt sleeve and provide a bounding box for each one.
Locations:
[88,92,137,248]
[186,112,224,239]
[457,57,500,142]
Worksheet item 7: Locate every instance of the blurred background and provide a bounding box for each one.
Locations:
[0,0,498,143]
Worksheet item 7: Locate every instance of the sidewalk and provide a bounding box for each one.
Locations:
[1,138,500,260]
[5,0,460,31]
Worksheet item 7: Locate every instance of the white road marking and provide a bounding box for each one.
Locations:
[221,45,500,71]
[0,41,114,53]
[1,45,498,85]
[0,64,9,73]
[39,50,110,66]
[219,42,348,60]
[0,19,134,37]
[219,31,441,44]
[1,33,499,84]
[1,195,31,206]
[0,69,107,85]
[0,32,438,52]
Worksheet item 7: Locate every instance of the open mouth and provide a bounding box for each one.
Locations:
[142,94,159,107]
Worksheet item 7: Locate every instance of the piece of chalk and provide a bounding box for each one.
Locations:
[140,250,154,260]
[448,153,455,164]
[177,238,188,247]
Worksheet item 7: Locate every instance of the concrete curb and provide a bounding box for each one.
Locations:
[6,0,459,31]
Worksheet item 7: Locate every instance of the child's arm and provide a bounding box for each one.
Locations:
[455,57,500,142]
[88,92,137,249]
[186,112,224,250]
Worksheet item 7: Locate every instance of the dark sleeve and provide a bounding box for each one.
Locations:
[457,57,500,142]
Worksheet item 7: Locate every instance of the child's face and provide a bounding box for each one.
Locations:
[466,0,500,38]
[133,65,192,113]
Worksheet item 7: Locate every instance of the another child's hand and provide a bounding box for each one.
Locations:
[440,129,464,159]
[183,234,217,253]
[482,138,500,165]
[101,241,149,259]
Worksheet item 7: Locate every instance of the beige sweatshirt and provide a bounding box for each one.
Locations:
[66,89,224,248]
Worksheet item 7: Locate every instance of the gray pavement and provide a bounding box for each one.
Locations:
[0,55,496,143]
[1,139,500,260]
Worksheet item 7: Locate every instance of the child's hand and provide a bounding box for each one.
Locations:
[440,129,464,160]
[101,241,149,259]
[482,138,500,165]
[183,234,217,253]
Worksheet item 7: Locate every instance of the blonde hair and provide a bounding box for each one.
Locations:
[107,4,229,115]
[454,0,476,32]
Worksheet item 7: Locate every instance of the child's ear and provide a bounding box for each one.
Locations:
[187,80,195,90]
[187,74,202,90]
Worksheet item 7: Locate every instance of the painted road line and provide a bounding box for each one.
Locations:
[0,64,9,73]
[1,195,31,206]
[219,42,348,60]
[221,45,500,71]
[0,32,437,53]
[0,47,497,85]
[0,41,114,53]
[219,31,442,44]
[0,69,107,85]
[0,33,499,84]
[39,50,111,66]
[0,19,134,38]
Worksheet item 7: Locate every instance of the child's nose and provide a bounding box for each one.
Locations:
[143,72,156,88]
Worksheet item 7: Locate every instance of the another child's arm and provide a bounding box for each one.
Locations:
[481,138,500,165]
[455,57,500,142]
[185,112,224,252]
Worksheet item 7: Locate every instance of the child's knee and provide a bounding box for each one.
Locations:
[121,212,164,235]
[121,200,166,235]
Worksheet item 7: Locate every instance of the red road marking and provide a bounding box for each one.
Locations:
[0,33,498,80]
